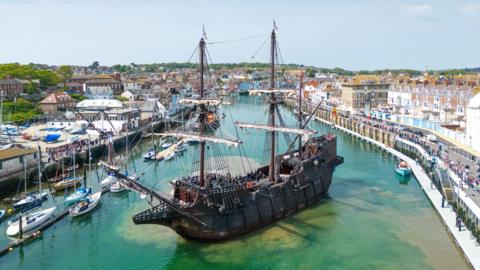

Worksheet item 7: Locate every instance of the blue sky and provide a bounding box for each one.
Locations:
[1,0,480,70]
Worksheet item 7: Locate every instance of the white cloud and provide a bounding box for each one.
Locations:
[401,4,433,18]
[461,2,480,15]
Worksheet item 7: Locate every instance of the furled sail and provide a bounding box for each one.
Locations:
[158,132,242,147]
[235,122,316,140]
[249,89,295,96]
[179,98,222,106]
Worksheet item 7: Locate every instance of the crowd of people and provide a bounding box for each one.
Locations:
[350,113,480,195]
[46,135,108,162]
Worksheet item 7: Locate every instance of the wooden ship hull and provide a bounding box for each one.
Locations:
[131,136,343,240]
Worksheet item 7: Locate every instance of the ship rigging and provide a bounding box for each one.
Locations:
[104,24,344,240]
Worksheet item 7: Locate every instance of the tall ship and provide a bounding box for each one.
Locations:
[106,26,343,240]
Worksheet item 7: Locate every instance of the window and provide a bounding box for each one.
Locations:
[0,161,2,169]
[34,153,37,159]
[423,102,429,108]
[457,106,464,113]
[19,156,24,163]
[434,96,440,102]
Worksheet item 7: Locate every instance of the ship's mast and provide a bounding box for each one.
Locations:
[298,72,304,153]
[199,37,206,186]
[268,28,276,182]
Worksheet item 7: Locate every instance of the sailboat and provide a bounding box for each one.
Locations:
[69,191,101,217]
[12,147,48,212]
[144,122,157,161]
[103,26,343,240]
[64,149,91,204]
[53,151,82,192]
[6,207,56,237]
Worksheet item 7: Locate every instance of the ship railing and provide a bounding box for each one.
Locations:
[133,201,172,224]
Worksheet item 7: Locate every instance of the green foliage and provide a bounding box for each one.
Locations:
[23,83,38,94]
[0,63,60,87]
[306,68,316,77]
[116,96,129,102]
[1,98,42,124]
[57,65,73,81]
[70,93,86,102]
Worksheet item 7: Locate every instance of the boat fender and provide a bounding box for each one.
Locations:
[313,160,319,167]
[218,205,225,213]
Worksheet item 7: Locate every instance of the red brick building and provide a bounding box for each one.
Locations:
[0,78,23,99]
[39,92,76,115]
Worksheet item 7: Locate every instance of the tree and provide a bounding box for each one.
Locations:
[116,96,129,102]
[70,93,86,102]
[90,61,99,73]
[23,83,38,95]
[306,68,316,77]
[57,65,73,90]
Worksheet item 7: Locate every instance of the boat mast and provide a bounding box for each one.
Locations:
[298,72,304,153]
[37,142,42,193]
[268,27,276,182]
[199,36,206,186]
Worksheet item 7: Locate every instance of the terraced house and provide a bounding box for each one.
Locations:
[0,78,23,98]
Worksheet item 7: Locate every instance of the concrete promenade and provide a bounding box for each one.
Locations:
[315,116,480,269]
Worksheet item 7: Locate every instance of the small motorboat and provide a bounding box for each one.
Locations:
[6,207,56,237]
[164,152,175,161]
[52,178,81,191]
[69,192,101,217]
[64,187,92,205]
[395,161,412,177]
[187,139,199,146]
[67,136,80,143]
[12,192,48,212]
[161,142,172,149]
[70,128,86,135]
[143,149,156,161]
[109,182,127,193]
[100,174,117,189]
[43,134,61,143]
[174,144,186,153]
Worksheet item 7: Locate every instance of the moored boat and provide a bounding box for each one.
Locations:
[65,187,92,205]
[69,192,101,217]
[6,207,56,237]
[12,192,48,212]
[143,149,156,161]
[164,151,175,161]
[100,173,118,188]
[395,161,412,177]
[52,178,81,191]
[161,142,172,149]
[105,26,344,241]
[110,182,127,193]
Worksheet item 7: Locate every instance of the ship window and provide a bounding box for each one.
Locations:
[0,162,2,169]
[34,153,37,159]
[19,156,24,163]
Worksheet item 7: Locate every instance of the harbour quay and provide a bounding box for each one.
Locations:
[285,97,480,269]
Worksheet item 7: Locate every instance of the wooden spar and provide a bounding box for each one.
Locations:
[268,27,276,182]
[249,89,295,95]
[235,121,315,136]
[179,98,222,106]
[158,132,242,147]
[235,122,316,139]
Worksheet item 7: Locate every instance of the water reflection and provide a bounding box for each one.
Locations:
[395,173,412,186]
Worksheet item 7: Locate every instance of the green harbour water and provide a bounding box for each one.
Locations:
[0,96,469,270]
